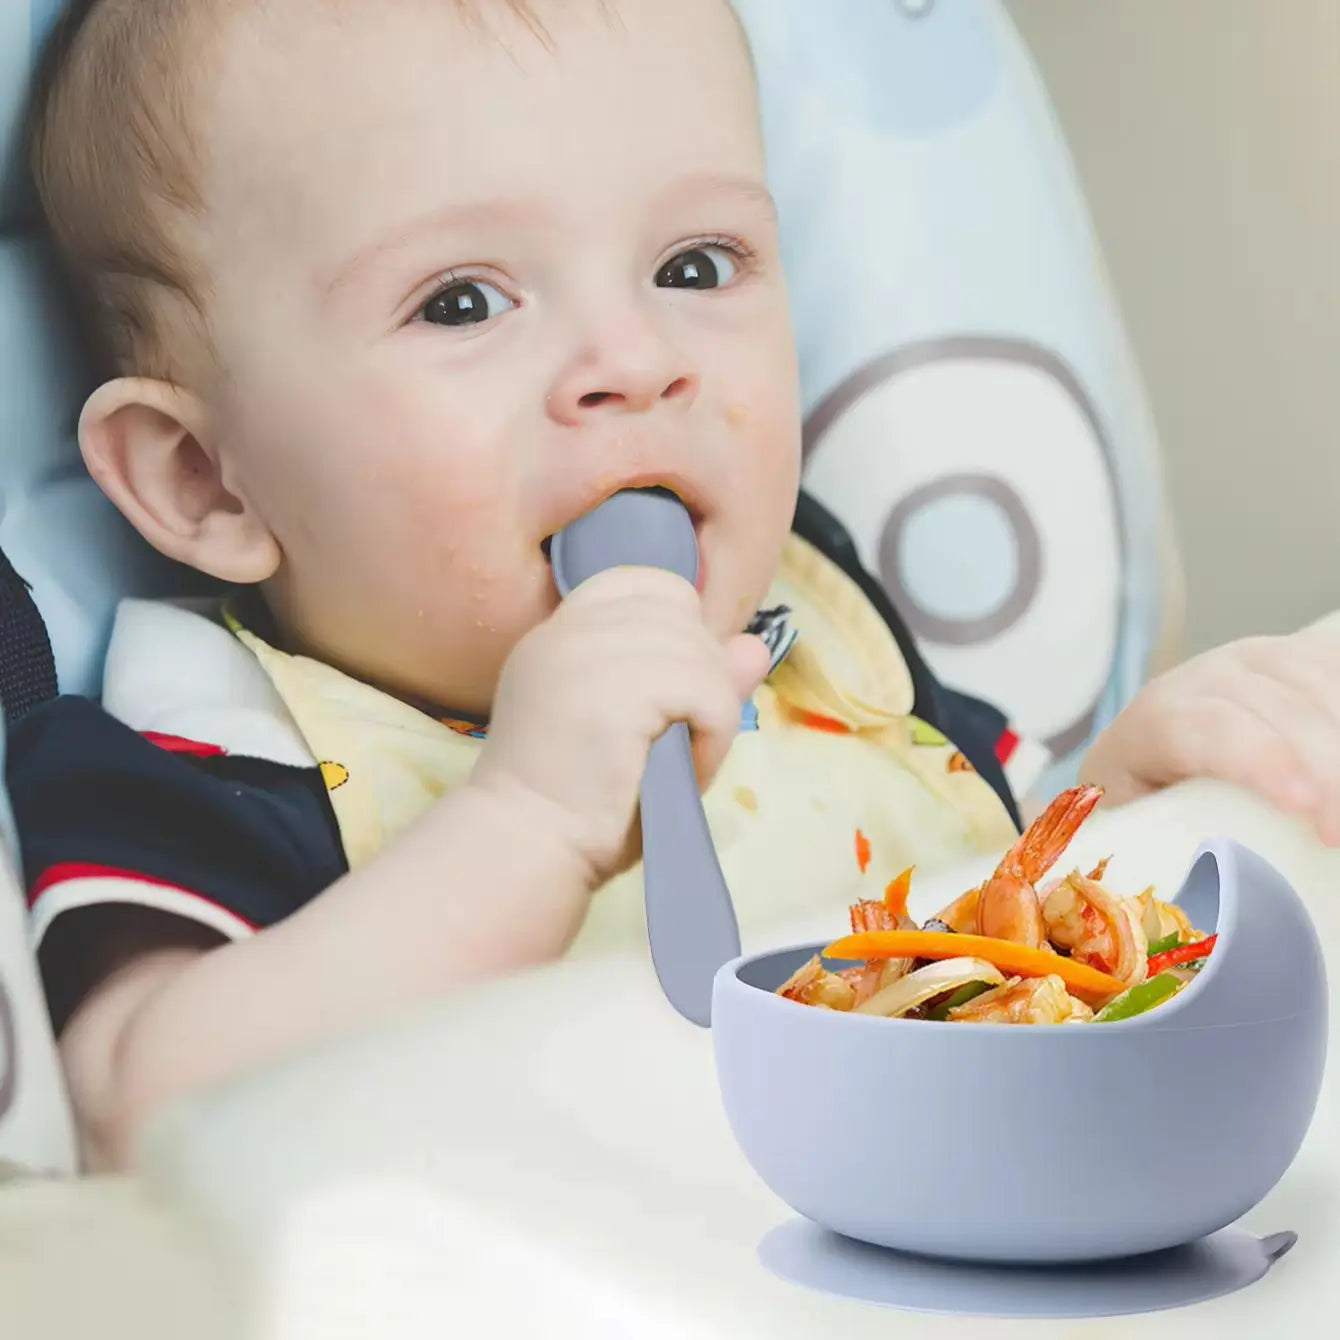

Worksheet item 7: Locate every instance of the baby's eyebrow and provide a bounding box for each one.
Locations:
[320,197,548,298]
[318,173,777,299]
[664,171,778,220]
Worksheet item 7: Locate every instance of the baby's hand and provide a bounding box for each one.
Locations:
[471,567,770,885]
[1082,617,1340,844]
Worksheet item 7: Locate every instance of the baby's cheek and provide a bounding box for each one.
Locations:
[365,454,533,622]
[362,375,518,501]
[321,381,503,520]
[735,405,800,522]
[735,406,801,592]
[729,344,801,458]
[381,454,513,556]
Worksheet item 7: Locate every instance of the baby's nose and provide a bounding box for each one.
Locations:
[577,376,696,413]
[547,337,700,424]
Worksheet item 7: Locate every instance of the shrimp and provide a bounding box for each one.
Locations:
[927,885,980,935]
[836,964,884,1005]
[842,897,916,1002]
[946,974,1094,1025]
[1042,872,1148,984]
[971,785,1104,948]
[778,957,856,1010]
[849,899,899,935]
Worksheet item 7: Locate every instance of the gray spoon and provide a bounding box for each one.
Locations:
[549,487,740,1026]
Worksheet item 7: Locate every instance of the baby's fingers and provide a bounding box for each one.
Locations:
[1232,646,1340,843]
[687,634,771,784]
[1165,694,1317,819]
[724,633,771,701]
[1086,690,1305,815]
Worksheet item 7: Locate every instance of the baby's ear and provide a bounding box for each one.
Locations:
[79,378,280,584]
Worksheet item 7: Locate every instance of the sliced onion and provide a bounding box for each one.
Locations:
[854,957,1007,1018]
[1140,893,1196,947]
[1138,887,1165,942]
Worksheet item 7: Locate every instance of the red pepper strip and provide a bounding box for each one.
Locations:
[1146,934,1217,976]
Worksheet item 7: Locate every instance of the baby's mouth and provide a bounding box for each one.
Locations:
[540,485,706,591]
[540,485,693,562]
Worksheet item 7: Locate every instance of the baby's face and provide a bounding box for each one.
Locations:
[194,0,800,715]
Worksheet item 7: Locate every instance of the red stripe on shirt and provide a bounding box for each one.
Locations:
[28,862,258,929]
[995,728,1019,765]
[141,731,228,758]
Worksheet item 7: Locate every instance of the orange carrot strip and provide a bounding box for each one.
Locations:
[855,829,872,874]
[821,930,1125,1005]
[883,866,914,919]
[795,709,851,735]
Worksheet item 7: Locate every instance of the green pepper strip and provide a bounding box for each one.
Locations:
[1146,932,1180,957]
[928,981,994,1021]
[1094,973,1181,1023]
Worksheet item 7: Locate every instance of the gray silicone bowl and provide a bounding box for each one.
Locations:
[712,839,1328,1264]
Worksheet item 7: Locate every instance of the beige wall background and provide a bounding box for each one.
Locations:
[1006,0,1340,654]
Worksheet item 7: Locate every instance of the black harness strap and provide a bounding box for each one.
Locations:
[792,490,1023,830]
[0,547,58,724]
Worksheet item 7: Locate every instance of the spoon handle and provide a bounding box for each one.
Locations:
[639,721,741,1027]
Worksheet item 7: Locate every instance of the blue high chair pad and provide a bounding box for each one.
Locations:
[1,2,215,704]
[0,0,59,229]
[0,235,206,702]
[735,0,1173,790]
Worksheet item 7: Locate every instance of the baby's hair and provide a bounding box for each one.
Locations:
[27,0,219,380]
[25,0,547,383]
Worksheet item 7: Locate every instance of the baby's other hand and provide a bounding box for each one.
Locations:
[471,567,770,885]
[1082,617,1340,844]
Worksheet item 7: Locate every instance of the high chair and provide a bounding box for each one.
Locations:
[1,5,1267,1338]
[0,0,1175,1172]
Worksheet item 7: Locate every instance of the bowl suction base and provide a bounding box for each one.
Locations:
[758,1221,1297,1318]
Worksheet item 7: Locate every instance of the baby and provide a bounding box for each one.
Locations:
[11,0,1340,1172]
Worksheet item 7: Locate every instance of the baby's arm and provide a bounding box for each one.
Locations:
[62,780,591,1171]
[39,568,766,1170]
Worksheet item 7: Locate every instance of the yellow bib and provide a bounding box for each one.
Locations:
[227,535,1017,955]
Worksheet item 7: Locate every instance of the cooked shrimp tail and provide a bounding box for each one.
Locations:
[970,785,1104,948]
[848,898,917,991]
[1002,785,1104,886]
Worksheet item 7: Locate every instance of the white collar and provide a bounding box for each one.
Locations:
[100,598,314,767]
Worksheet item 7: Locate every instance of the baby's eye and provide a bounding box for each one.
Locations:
[654,244,740,291]
[419,277,516,327]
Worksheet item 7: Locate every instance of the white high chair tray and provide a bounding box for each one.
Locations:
[135,780,1337,1337]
